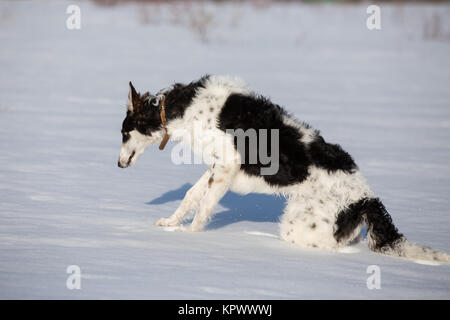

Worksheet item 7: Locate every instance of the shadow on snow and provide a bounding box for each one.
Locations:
[146,183,285,230]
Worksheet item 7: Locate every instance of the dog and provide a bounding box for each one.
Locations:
[118,75,449,262]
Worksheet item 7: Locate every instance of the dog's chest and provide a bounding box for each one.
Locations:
[230,171,277,195]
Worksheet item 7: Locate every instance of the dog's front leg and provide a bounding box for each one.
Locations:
[182,162,240,232]
[155,171,211,227]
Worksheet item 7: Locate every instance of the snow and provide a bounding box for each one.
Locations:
[1,0,450,299]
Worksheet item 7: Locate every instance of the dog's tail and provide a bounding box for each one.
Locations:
[356,198,449,263]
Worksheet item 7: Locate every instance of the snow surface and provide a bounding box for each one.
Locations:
[0,0,450,299]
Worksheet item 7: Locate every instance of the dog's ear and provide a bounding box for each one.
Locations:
[128,81,138,112]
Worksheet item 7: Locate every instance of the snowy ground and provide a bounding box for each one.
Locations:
[1,0,450,299]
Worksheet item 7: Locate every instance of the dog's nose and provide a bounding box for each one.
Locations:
[118,160,125,168]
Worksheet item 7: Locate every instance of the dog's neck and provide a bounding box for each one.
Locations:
[152,77,209,144]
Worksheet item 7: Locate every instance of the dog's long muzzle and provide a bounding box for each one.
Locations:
[118,150,136,168]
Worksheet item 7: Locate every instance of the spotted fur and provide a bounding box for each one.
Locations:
[118,75,450,263]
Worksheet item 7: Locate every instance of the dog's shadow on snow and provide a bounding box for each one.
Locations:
[146,183,285,230]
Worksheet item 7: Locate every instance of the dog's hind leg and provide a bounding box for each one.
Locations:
[280,168,372,251]
[280,195,341,250]
[155,171,211,227]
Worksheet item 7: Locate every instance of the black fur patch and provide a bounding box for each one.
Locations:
[217,93,357,187]
[163,75,210,123]
[334,201,366,243]
[334,198,403,251]
[121,75,209,137]
[208,175,214,187]
[308,136,357,173]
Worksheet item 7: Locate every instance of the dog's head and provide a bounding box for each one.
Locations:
[118,82,163,168]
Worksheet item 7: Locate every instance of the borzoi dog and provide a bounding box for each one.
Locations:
[118,75,449,262]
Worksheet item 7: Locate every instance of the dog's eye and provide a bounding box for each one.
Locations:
[122,132,131,143]
[152,96,161,106]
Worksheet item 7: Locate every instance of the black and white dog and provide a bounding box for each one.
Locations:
[118,75,449,262]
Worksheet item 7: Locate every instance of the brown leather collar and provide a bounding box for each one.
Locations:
[158,95,170,150]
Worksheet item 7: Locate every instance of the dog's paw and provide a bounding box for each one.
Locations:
[155,217,180,227]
